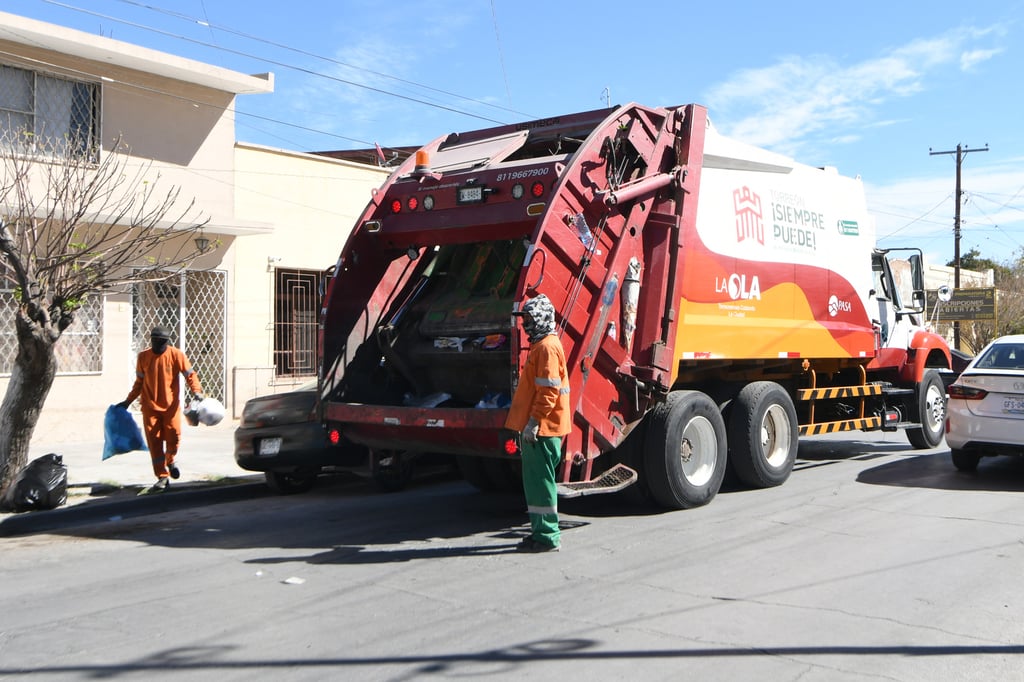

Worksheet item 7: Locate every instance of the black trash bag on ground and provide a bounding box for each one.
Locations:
[0,453,68,513]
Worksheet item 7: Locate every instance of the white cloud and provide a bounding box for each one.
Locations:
[961,48,1002,71]
[867,162,1024,264]
[704,26,1003,157]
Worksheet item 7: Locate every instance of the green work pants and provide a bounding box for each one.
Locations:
[521,435,562,548]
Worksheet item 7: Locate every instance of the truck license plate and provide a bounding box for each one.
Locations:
[457,185,484,204]
[1003,396,1024,414]
[258,437,282,455]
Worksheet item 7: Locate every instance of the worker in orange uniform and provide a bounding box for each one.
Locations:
[117,326,204,492]
[506,294,571,552]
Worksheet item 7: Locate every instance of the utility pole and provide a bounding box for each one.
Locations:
[929,143,988,350]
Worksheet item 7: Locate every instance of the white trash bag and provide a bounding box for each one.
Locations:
[196,397,225,426]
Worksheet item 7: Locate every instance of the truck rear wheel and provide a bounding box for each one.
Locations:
[726,381,797,488]
[906,369,945,449]
[644,390,727,509]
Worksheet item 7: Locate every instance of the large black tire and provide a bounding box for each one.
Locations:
[265,471,317,495]
[906,369,946,449]
[644,390,727,509]
[951,449,980,472]
[726,381,798,488]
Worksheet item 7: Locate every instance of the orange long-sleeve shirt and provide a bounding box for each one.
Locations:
[125,346,203,413]
[504,334,571,437]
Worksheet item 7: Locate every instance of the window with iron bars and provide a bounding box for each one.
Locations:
[0,289,103,375]
[274,268,327,378]
[0,63,100,161]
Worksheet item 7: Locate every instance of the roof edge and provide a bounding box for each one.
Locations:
[0,11,274,95]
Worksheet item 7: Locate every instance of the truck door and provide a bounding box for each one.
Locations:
[871,256,896,346]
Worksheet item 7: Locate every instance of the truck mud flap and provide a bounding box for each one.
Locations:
[556,463,638,498]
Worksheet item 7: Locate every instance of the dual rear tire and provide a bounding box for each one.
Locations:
[643,383,798,510]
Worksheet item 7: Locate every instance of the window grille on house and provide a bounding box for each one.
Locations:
[0,289,103,375]
[274,268,326,378]
[132,270,227,401]
[0,63,100,161]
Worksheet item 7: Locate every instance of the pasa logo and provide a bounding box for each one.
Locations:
[827,294,852,317]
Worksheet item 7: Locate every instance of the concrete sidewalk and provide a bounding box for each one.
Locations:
[14,416,260,509]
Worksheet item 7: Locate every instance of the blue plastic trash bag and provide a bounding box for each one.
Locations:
[103,404,145,460]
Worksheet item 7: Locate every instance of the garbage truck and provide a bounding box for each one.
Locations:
[317,102,952,509]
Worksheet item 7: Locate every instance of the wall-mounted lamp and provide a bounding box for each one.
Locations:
[194,230,210,253]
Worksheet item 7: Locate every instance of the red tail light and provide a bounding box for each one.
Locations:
[328,428,341,445]
[407,196,419,211]
[504,437,520,456]
[948,384,987,400]
[390,199,402,214]
[530,181,545,198]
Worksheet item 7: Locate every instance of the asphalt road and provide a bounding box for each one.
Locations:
[2,431,1023,681]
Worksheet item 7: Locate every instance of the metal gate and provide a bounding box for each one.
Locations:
[132,270,226,402]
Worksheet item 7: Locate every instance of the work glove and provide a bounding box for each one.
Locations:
[115,400,130,409]
[522,417,540,444]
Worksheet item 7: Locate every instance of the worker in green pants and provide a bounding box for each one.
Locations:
[506,294,571,552]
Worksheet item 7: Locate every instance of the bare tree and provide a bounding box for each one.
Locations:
[0,129,210,495]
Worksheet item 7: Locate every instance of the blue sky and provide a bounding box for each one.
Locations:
[6,0,1024,269]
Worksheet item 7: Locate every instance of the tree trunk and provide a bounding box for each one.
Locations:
[0,309,58,496]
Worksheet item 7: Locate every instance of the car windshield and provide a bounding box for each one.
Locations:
[974,343,1024,370]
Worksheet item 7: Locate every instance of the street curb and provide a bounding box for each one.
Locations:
[0,479,267,537]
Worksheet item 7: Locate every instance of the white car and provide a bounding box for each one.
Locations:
[946,334,1024,471]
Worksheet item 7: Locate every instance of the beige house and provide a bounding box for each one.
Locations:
[0,12,389,441]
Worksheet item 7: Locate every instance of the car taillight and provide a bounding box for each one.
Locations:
[948,384,988,400]
[328,428,341,445]
[390,198,402,214]
[407,196,418,211]
[530,181,545,198]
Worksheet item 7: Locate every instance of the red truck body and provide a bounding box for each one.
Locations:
[319,103,952,507]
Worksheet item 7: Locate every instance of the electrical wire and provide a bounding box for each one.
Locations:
[108,0,534,119]
[489,0,513,107]
[0,47,401,152]
[40,0,514,126]
[873,193,951,240]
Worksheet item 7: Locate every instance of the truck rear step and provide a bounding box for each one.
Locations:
[556,463,638,498]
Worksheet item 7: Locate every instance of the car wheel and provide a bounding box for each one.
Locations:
[906,369,946,449]
[951,449,980,472]
[265,471,317,495]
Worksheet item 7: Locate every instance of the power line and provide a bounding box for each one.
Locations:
[0,47,391,151]
[39,0,512,127]
[108,0,534,119]
[489,0,513,107]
